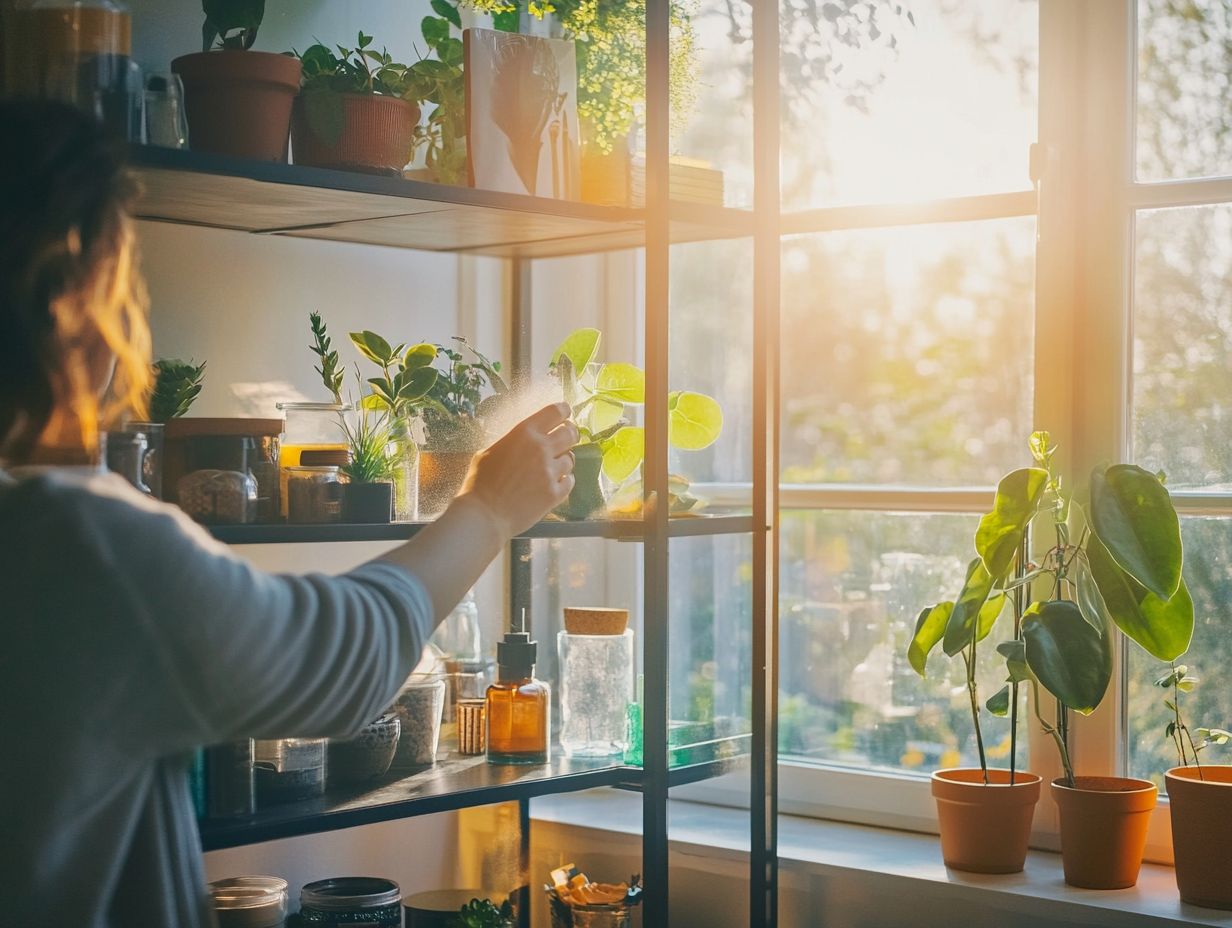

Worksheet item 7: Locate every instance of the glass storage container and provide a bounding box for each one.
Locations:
[558,629,634,758]
[277,402,350,519]
[252,738,326,805]
[285,464,346,524]
[210,876,288,928]
[299,877,401,927]
[164,418,281,521]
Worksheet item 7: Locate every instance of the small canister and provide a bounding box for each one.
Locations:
[286,464,345,524]
[299,877,402,927]
[456,698,487,755]
[210,876,288,928]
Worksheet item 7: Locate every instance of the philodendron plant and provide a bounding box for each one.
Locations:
[549,327,722,513]
[910,431,1194,787]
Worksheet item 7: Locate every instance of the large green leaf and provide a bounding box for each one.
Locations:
[595,363,645,404]
[403,343,437,371]
[1087,533,1194,661]
[908,602,953,676]
[986,685,1011,717]
[668,391,723,451]
[975,467,1048,580]
[601,426,644,484]
[942,558,994,656]
[551,328,600,377]
[397,367,437,403]
[1089,465,1183,600]
[1022,600,1112,715]
[430,0,462,27]
[351,330,395,366]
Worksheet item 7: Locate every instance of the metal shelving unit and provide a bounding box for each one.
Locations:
[142,3,779,922]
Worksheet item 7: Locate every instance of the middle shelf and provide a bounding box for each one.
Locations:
[208,513,757,545]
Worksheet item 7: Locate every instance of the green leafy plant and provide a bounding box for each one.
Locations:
[910,431,1195,786]
[339,378,397,485]
[447,897,514,928]
[460,0,698,152]
[549,327,722,502]
[347,329,440,426]
[149,359,206,423]
[1154,663,1231,774]
[419,336,509,451]
[201,0,265,52]
[295,33,422,98]
[309,312,344,405]
[407,4,468,185]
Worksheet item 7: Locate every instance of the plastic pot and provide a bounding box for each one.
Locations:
[1052,776,1157,889]
[930,768,1041,873]
[292,91,419,175]
[172,50,300,162]
[418,450,474,519]
[345,481,393,524]
[1167,765,1232,910]
[556,443,604,521]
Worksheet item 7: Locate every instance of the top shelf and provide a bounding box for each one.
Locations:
[129,146,753,259]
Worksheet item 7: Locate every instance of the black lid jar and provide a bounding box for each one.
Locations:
[299,877,402,926]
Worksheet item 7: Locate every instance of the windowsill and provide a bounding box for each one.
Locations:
[530,791,1232,928]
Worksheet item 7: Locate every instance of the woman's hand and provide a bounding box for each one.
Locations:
[457,402,579,538]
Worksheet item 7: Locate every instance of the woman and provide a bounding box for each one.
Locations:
[0,101,577,928]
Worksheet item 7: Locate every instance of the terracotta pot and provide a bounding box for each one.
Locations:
[1052,776,1157,889]
[292,92,419,175]
[1167,765,1232,909]
[418,450,474,518]
[172,50,300,162]
[930,768,1041,873]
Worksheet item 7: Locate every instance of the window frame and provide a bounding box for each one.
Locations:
[678,0,1232,863]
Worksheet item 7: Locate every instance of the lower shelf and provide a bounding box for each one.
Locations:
[199,750,631,851]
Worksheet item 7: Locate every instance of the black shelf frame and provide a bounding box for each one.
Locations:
[206,513,756,545]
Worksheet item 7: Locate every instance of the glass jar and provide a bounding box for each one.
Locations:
[277,402,350,519]
[299,877,401,927]
[253,738,325,805]
[103,429,150,494]
[389,674,445,768]
[210,876,288,928]
[558,629,634,758]
[429,588,482,663]
[177,470,257,525]
[285,465,345,524]
[124,421,163,498]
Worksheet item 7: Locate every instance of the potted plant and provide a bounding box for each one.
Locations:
[405,6,467,185]
[447,897,514,928]
[972,432,1194,889]
[290,33,422,175]
[1153,663,1232,909]
[549,327,722,520]
[339,388,396,524]
[172,0,302,162]
[140,358,206,500]
[908,532,1042,873]
[414,336,508,517]
[309,315,438,522]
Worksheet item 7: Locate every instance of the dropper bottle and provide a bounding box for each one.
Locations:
[486,610,551,765]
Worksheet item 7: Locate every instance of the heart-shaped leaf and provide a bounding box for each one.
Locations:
[595,362,645,404]
[1089,464,1183,600]
[551,328,601,378]
[668,391,723,451]
[1022,600,1112,715]
[1087,532,1194,661]
[601,426,644,484]
[976,467,1048,580]
[908,601,953,676]
[942,558,994,656]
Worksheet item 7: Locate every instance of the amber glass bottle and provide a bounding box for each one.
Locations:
[486,628,550,765]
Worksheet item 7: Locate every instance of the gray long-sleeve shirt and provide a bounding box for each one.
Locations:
[0,468,433,928]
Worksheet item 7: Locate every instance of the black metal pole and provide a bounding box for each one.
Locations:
[508,258,533,628]
[750,0,781,924]
[643,0,672,925]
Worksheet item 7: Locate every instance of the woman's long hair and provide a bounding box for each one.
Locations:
[0,100,151,463]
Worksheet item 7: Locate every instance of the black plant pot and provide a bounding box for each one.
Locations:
[345,481,394,523]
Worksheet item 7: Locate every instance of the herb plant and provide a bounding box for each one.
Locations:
[1154,663,1231,773]
[550,327,722,501]
[910,431,1195,787]
[149,359,206,423]
[340,377,397,485]
[296,33,422,99]
[447,897,514,928]
[201,0,265,52]
[419,337,508,451]
[309,312,344,405]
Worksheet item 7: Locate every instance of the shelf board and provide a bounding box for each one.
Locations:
[130,146,752,258]
[207,513,756,545]
[199,750,631,851]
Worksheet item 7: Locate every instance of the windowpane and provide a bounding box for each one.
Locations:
[1132,203,1232,489]
[780,217,1035,486]
[780,0,1038,209]
[1125,518,1232,786]
[1136,0,1232,181]
[779,510,1026,775]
